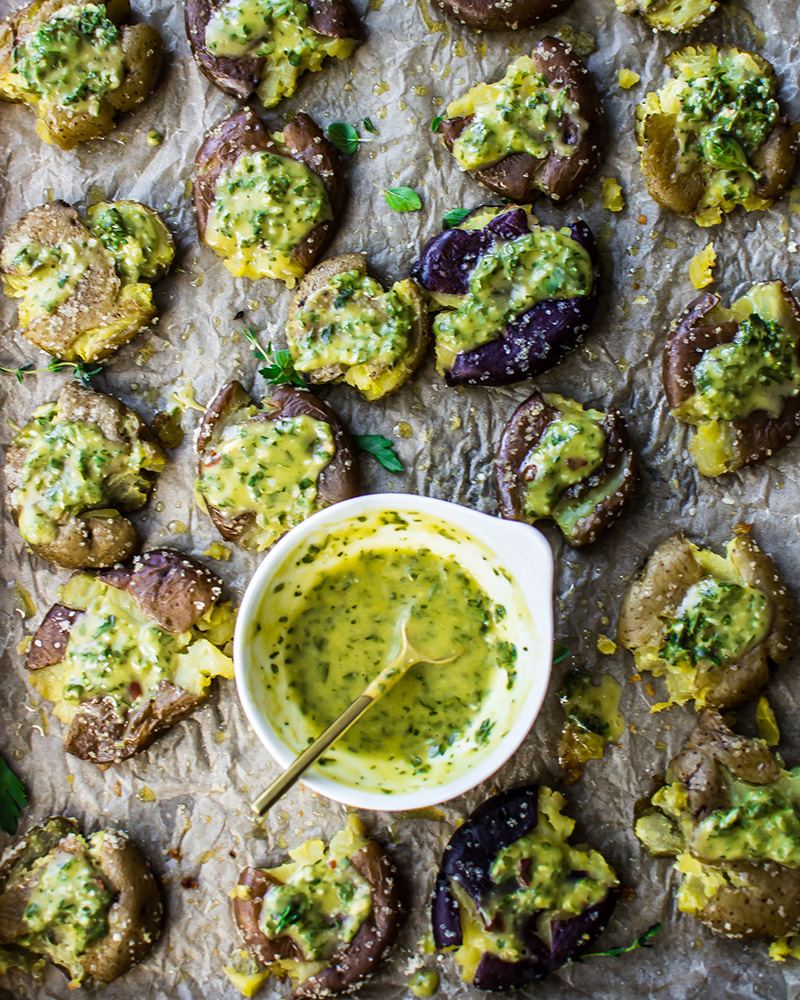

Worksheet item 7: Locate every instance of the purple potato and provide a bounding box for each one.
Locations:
[410,226,494,295]
[432,786,619,991]
[412,211,598,387]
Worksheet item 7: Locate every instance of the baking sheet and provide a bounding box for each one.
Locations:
[1,0,800,996]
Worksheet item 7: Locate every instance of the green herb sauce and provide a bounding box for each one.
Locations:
[197,412,335,551]
[660,577,771,668]
[521,405,606,519]
[13,3,124,109]
[282,548,511,773]
[292,269,413,372]
[447,55,585,171]
[13,408,158,547]
[693,313,800,421]
[260,855,372,959]
[20,845,112,970]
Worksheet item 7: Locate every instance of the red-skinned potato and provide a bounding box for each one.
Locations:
[5,381,164,569]
[432,0,573,30]
[438,38,604,203]
[0,0,163,150]
[232,818,402,998]
[25,549,235,764]
[196,381,359,551]
[495,391,637,546]
[0,816,161,986]
[663,281,800,476]
[185,0,362,105]
[193,108,344,287]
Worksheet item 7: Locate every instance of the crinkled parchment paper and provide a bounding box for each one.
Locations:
[2,0,800,996]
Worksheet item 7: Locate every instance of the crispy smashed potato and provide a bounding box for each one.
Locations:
[636,45,798,226]
[229,815,402,998]
[636,711,800,946]
[26,549,235,763]
[285,254,429,400]
[0,816,161,986]
[615,0,719,33]
[1,199,174,361]
[618,530,798,710]
[663,280,800,475]
[6,380,164,568]
[0,0,163,150]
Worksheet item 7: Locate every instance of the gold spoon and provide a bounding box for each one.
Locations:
[250,613,460,817]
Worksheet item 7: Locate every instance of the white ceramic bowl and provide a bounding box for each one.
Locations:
[234,494,554,811]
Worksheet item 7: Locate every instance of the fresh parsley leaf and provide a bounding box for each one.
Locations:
[553,642,570,665]
[442,207,470,230]
[431,115,444,132]
[244,328,305,386]
[327,122,359,155]
[0,755,27,836]
[363,117,378,134]
[581,923,662,960]
[354,434,404,472]
[380,186,422,212]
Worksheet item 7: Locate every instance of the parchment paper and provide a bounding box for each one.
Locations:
[1,0,800,996]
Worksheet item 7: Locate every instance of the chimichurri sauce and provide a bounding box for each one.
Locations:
[281,547,512,775]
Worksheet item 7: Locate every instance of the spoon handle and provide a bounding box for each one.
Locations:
[250,693,374,817]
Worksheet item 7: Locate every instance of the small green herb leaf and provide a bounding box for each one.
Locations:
[582,923,662,960]
[380,186,422,212]
[354,434,404,472]
[553,642,570,665]
[245,328,305,386]
[327,122,359,155]
[431,115,444,132]
[1,359,102,385]
[442,207,470,230]
[363,117,378,134]
[0,755,27,836]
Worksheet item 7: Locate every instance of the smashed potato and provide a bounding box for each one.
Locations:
[618,530,798,710]
[0,0,163,150]
[285,254,429,400]
[636,711,800,947]
[229,815,402,998]
[0,816,161,986]
[636,45,797,226]
[6,380,164,568]
[663,280,800,475]
[27,549,236,763]
[0,199,174,361]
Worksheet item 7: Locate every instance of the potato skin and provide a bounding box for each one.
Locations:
[5,381,164,569]
[439,38,604,203]
[185,0,362,100]
[193,107,345,276]
[285,254,429,400]
[663,283,800,473]
[432,0,573,30]
[0,0,163,150]
[26,548,227,763]
[196,381,359,550]
[0,817,162,986]
[234,840,402,997]
[495,391,637,547]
